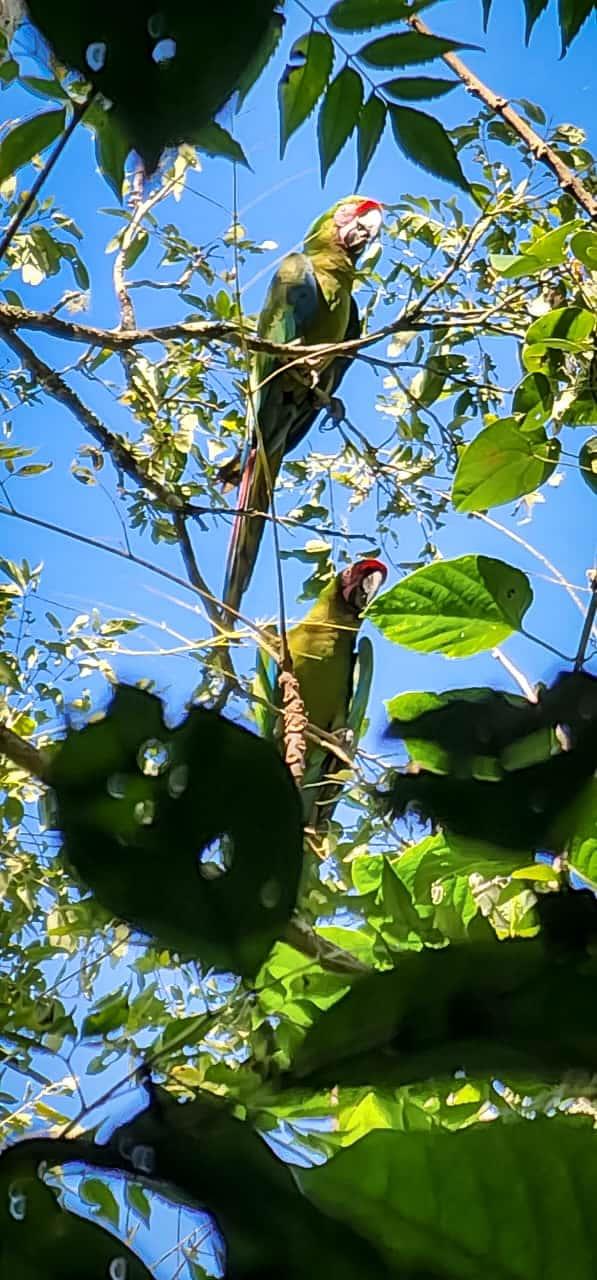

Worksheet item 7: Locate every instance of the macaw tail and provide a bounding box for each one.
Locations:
[222,444,282,617]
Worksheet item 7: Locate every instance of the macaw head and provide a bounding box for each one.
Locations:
[340,558,387,615]
[305,196,383,263]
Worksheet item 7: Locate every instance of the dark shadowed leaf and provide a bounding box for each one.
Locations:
[482,0,493,28]
[579,435,597,494]
[559,0,595,54]
[87,105,129,198]
[390,105,468,188]
[318,67,363,182]
[26,1,277,172]
[0,1146,153,1279]
[236,10,285,108]
[382,672,597,851]
[109,1086,388,1280]
[279,31,334,155]
[328,0,427,29]
[367,554,532,655]
[301,1121,597,1279]
[193,122,248,166]
[356,93,387,183]
[289,934,597,1088]
[523,0,549,42]
[51,685,303,977]
[0,108,65,183]
[381,74,459,100]
[452,418,560,511]
[359,31,481,67]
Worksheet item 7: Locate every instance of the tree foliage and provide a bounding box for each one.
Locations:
[0,1,596,1277]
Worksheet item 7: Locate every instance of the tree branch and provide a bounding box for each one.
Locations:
[0,93,95,265]
[409,14,597,221]
[0,719,51,783]
[0,325,185,512]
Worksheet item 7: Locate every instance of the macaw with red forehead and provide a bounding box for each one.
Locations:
[254,558,388,824]
[222,196,383,616]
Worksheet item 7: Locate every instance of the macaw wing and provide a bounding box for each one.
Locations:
[303,635,374,830]
[252,252,320,438]
[284,295,361,457]
[252,635,280,742]
[347,636,374,742]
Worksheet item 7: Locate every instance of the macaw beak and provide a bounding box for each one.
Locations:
[344,565,387,613]
[360,567,386,605]
[341,205,383,259]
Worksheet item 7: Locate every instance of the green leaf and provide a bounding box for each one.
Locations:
[359,31,481,67]
[452,419,560,512]
[193,122,249,167]
[236,11,284,108]
[525,306,595,351]
[512,371,553,418]
[381,75,459,100]
[51,685,303,977]
[125,1182,151,1226]
[279,31,334,156]
[123,229,149,269]
[0,108,66,183]
[559,0,594,53]
[20,75,69,101]
[80,1178,119,1228]
[367,554,532,656]
[390,105,468,189]
[571,229,597,271]
[318,67,363,182]
[290,937,597,1088]
[328,0,425,29]
[0,657,20,690]
[579,435,597,495]
[356,93,387,184]
[90,108,129,198]
[82,989,130,1037]
[301,1121,597,1277]
[489,250,543,278]
[523,0,549,42]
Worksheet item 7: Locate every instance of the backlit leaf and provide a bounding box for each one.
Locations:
[318,66,363,182]
[390,104,468,189]
[279,31,334,155]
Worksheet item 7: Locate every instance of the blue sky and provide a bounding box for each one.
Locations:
[2,0,596,747]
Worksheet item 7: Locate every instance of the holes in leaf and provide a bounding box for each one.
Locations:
[107,773,128,799]
[134,799,155,826]
[152,37,176,64]
[137,738,170,777]
[109,1261,127,1280]
[198,835,233,879]
[86,41,107,71]
[168,763,188,798]
[147,12,165,38]
[8,1185,26,1221]
[260,878,281,910]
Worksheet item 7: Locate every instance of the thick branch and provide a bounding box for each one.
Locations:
[409,14,597,221]
[0,326,184,512]
[0,720,51,783]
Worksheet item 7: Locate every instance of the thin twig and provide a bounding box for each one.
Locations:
[0,93,95,264]
[491,647,538,701]
[574,571,597,670]
[0,719,50,782]
[470,509,588,618]
[0,325,185,511]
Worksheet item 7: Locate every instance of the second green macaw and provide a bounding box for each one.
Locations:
[255,558,387,824]
[222,196,383,616]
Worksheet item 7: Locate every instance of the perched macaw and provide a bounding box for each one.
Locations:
[255,558,387,825]
[222,196,383,616]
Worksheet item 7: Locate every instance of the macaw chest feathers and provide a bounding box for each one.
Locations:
[289,621,358,733]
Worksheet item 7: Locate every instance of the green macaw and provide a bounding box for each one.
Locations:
[222,196,383,615]
[255,558,387,825]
